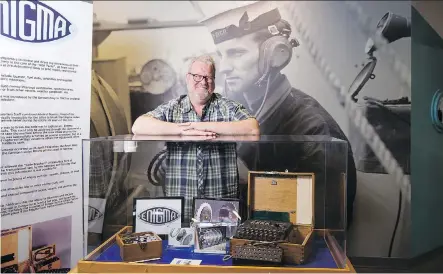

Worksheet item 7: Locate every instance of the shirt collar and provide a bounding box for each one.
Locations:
[181,93,218,114]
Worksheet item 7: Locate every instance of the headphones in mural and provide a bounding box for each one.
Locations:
[252,19,299,117]
[257,19,299,78]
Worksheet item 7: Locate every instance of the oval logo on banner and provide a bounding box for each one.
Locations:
[138,207,180,225]
[0,0,73,43]
[88,206,103,222]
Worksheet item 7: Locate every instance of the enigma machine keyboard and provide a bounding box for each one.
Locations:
[234,220,293,242]
[232,242,284,263]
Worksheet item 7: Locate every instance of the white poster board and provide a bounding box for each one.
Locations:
[0,0,93,269]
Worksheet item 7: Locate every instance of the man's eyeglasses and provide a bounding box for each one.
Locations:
[188,73,214,83]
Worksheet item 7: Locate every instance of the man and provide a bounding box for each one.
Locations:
[199,1,357,228]
[132,54,259,222]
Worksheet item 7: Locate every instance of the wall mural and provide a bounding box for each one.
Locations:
[91,0,412,258]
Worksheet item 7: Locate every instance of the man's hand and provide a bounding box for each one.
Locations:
[181,129,216,136]
[178,119,260,136]
[178,122,216,136]
[178,122,205,131]
[132,134,216,141]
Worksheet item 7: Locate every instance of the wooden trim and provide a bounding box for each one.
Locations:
[345,258,356,273]
[84,226,128,261]
[301,229,314,246]
[325,230,346,269]
[78,260,355,273]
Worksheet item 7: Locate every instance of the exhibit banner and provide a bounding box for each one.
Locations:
[0,0,93,271]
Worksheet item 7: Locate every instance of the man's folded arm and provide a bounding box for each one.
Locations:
[198,103,259,135]
[132,115,181,135]
[198,118,260,135]
[132,101,182,135]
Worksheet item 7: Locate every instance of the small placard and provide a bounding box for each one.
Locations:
[170,258,202,265]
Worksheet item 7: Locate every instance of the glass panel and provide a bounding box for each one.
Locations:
[324,140,348,268]
[82,135,347,269]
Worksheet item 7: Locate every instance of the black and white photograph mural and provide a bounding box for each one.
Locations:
[89,1,412,259]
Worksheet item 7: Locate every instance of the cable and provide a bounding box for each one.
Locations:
[431,89,443,133]
[362,97,410,257]
[388,189,402,257]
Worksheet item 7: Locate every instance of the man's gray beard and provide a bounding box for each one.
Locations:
[192,89,209,101]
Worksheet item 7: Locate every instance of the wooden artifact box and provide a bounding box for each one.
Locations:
[230,171,315,265]
[116,231,162,262]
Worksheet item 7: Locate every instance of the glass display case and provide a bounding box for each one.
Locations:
[77,135,354,273]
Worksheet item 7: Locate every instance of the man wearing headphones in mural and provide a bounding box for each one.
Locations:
[132,54,260,222]
[200,1,357,228]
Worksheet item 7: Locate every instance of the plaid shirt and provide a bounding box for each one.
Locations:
[146,93,254,222]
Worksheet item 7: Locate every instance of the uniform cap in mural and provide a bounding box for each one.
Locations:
[199,1,281,45]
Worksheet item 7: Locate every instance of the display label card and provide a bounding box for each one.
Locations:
[170,258,202,265]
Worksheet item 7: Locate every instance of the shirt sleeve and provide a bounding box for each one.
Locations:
[232,103,255,121]
[144,101,172,121]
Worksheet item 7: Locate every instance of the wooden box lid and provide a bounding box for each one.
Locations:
[247,171,315,226]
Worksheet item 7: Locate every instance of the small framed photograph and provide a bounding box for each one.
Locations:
[133,197,184,235]
[168,227,194,247]
[194,223,229,254]
[193,198,240,224]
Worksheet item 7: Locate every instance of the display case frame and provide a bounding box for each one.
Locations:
[78,134,353,273]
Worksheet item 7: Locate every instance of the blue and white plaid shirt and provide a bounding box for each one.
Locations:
[146,93,254,222]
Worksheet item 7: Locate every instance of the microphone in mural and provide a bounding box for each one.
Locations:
[349,12,411,103]
[347,11,412,175]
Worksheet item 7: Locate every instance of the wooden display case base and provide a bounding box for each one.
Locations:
[71,226,355,273]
